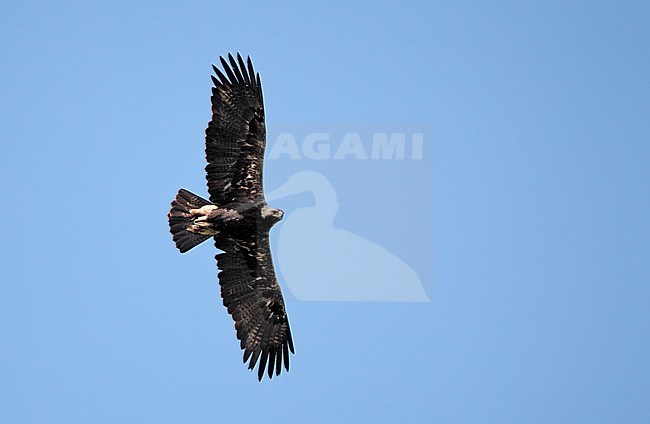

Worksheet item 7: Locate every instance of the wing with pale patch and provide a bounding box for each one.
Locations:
[206,53,266,206]
[214,232,294,381]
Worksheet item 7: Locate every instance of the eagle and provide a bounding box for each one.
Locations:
[167,53,294,381]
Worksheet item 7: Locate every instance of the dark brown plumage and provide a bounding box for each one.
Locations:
[167,53,294,381]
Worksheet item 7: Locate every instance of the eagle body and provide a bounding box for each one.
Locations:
[167,54,294,381]
[174,195,283,239]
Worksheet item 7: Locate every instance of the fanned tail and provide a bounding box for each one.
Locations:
[168,189,213,253]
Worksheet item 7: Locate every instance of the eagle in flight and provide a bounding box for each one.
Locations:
[167,53,294,381]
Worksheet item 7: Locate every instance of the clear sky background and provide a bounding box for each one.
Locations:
[1,1,649,423]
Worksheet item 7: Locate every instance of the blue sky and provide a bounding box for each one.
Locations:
[1,1,649,422]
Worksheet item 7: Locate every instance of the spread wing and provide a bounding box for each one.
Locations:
[215,232,294,381]
[205,53,266,206]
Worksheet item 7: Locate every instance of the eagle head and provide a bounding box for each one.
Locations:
[261,206,284,224]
